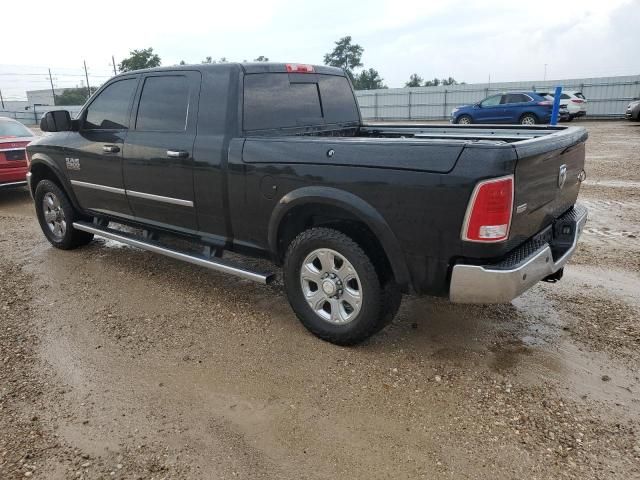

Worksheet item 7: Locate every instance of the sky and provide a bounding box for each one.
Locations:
[1,0,639,101]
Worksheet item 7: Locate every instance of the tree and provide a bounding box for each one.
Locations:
[353,68,386,90]
[55,87,98,106]
[405,73,424,88]
[423,77,441,87]
[323,36,363,80]
[118,48,161,72]
[254,56,269,62]
[202,56,213,64]
[441,77,459,86]
[179,60,186,65]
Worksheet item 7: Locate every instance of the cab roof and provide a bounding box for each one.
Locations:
[114,62,346,77]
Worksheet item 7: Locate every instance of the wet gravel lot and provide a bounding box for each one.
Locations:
[1,121,639,479]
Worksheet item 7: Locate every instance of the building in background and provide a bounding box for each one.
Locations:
[26,88,67,107]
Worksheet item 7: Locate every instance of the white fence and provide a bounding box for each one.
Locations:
[4,74,638,126]
[1,105,83,126]
[355,75,640,121]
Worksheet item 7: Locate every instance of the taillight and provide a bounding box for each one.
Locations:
[571,99,585,104]
[462,175,514,242]
[286,63,315,73]
[537,100,553,106]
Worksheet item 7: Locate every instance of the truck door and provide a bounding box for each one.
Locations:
[64,76,138,217]
[122,71,201,231]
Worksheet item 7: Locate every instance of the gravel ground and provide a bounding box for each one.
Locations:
[0,121,639,479]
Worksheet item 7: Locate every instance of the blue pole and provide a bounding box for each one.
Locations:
[550,86,562,125]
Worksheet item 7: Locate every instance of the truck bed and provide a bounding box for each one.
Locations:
[239,123,588,269]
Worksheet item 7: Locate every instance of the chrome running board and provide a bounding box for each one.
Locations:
[73,221,274,284]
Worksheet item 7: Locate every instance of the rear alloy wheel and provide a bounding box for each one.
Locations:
[34,179,93,250]
[457,115,472,125]
[520,113,537,125]
[284,227,400,345]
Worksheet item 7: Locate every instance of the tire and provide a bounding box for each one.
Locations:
[566,115,574,122]
[520,113,537,125]
[283,227,401,345]
[457,115,472,125]
[34,179,94,250]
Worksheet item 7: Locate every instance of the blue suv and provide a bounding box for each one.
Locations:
[451,92,554,125]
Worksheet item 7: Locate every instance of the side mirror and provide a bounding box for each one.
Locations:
[474,103,481,108]
[40,110,73,132]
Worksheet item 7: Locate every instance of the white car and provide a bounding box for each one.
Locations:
[556,90,587,120]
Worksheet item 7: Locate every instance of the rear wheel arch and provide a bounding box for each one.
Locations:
[268,187,410,290]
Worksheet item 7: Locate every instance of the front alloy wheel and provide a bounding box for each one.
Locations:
[34,179,93,250]
[42,191,67,240]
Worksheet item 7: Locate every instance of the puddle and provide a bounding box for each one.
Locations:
[584,179,640,189]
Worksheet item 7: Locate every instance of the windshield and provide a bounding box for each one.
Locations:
[0,120,33,138]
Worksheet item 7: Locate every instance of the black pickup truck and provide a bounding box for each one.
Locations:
[27,62,588,345]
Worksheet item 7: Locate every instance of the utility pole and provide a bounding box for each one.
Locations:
[112,55,117,76]
[48,69,56,106]
[0,88,4,109]
[83,60,91,98]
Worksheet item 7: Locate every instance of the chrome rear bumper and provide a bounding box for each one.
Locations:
[450,205,588,303]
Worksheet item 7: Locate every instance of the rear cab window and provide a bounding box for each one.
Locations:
[242,73,359,131]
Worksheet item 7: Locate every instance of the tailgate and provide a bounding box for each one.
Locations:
[509,126,588,244]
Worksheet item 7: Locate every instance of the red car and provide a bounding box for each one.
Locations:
[0,117,37,188]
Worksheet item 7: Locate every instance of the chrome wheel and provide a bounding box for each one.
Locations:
[458,116,471,124]
[521,115,536,125]
[42,191,66,239]
[300,248,362,324]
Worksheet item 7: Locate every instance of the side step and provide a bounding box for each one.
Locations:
[73,221,275,285]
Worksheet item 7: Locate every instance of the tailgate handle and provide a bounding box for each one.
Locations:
[167,150,189,159]
[102,145,120,153]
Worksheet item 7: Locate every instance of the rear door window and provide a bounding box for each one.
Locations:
[135,75,191,131]
[503,93,531,104]
[84,78,137,130]
[243,73,358,131]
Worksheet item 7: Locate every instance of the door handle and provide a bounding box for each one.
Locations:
[103,145,120,153]
[167,150,189,159]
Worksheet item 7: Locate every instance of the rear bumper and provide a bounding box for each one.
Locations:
[449,204,588,303]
